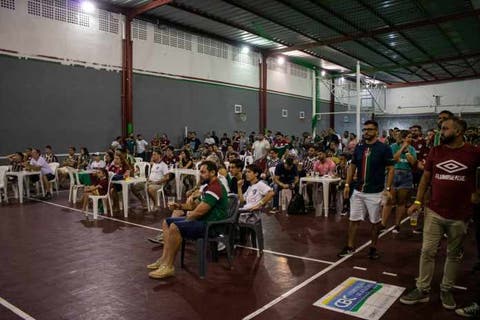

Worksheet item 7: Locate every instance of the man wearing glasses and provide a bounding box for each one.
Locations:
[338,120,395,260]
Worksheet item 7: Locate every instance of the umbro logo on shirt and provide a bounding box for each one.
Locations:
[436,160,467,173]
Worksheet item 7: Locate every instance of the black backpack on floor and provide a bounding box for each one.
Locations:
[287,192,306,215]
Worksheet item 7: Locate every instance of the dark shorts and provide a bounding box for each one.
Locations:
[30,173,55,182]
[393,170,413,190]
[166,217,206,239]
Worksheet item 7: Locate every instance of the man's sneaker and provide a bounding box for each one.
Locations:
[42,193,52,200]
[337,246,354,257]
[340,209,348,216]
[368,247,380,260]
[455,302,480,318]
[412,228,423,234]
[269,207,279,213]
[217,242,226,251]
[392,225,400,234]
[440,290,456,310]
[148,265,175,279]
[147,233,164,244]
[399,288,430,305]
[147,259,163,270]
[378,225,387,233]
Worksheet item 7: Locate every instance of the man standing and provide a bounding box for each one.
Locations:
[146,161,228,279]
[252,133,270,162]
[400,117,480,310]
[136,134,149,161]
[338,120,394,260]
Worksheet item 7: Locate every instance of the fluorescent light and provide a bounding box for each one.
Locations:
[241,46,250,54]
[321,70,326,77]
[277,56,285,65]
[81,1,95,13]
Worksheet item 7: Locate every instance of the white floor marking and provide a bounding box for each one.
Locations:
[236,245,334,265]
[353,266,367,271]
[453,285,468,291]
[0,297,36,320]
[30,198,162,232]
[242,217,411,320]
[382,272,398,277]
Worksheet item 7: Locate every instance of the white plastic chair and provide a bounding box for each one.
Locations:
[48,162,60,195]
[134,162,150,178]
[155,184,166,209]
[0,165,10,203]
[134,157,143,163]
[244,155,254,167]
[67,168,85,204]
[88,172,114,219]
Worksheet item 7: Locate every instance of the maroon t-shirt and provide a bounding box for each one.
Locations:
[411,137,430,162]
[425,143,480,220]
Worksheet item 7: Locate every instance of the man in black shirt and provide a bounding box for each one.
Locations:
[272,157,299,212]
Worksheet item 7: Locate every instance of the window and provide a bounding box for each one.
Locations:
[154,26,192,51]
[197,36,228,59]
[132,19,147,40]
[1,0,15,10]
[232,47,258,66]
[27,0,90,27]
[290,63,308,79]
[98,9,119,34]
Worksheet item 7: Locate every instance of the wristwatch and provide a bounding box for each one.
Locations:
[385,187,391,191]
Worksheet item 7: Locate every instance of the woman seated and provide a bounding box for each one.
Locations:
[109,153,132,211]
[81,169,109,216]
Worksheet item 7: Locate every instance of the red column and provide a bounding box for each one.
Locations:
[329,77,335,129]
[259,53,267,133]
[122,17,133,137]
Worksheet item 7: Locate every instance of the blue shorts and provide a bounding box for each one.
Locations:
[393,170,413,190]
[166,217,206,239]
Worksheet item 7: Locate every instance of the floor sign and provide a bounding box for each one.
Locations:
[313,277,405,320]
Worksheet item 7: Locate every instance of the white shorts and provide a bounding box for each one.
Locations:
[349,190,383,224]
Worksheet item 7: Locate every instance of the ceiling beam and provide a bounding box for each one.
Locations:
[387,74,480,88]
[353,0,450,79]
[272,8,480,53]
[413,1,478,76]
[222,0,406,82]
[127,0,172,19]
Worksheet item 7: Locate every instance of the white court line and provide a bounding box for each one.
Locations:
[353,266,367,271]
[453,285,468,291]
[382,272,398,277]
[236,245,334,265]
[242,217,411,320]
[0,297,36,320]
[33,200,336,266]
[29,198,162,232]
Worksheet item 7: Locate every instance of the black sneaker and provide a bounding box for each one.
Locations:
[338,246,354,257]
[368,247,380,260]
[440,290,456,310]
[42,193,52,200]
[147,233,164,244]
[456,302,480,318]
[400,288,430,305]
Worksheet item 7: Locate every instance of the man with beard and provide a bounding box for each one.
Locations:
[432,110,454,147]
[400,117,480,310]
[146,161,228,279]
[338,120,395,260]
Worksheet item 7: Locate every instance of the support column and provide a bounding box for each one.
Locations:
[356,61,361,137]
[121,17,133,137]
[329,77,335,129]
[259,53,267,133]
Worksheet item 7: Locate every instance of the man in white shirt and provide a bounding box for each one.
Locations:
[252,133,271,161]
[132,151,170,209]
[89,153,106,169]
[26,148,55,199]
[111,136,122,150]
[136,134,149,161]
[237,164,274,212]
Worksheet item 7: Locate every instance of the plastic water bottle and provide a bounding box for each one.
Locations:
[410,212,419,227]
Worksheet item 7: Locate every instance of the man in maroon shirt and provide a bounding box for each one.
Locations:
[400,117,480,310]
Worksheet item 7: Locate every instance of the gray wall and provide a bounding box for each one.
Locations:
[133,74,259,145]
[0,55,121,155]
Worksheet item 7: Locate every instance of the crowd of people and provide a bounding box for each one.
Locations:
[3,111,480,317]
